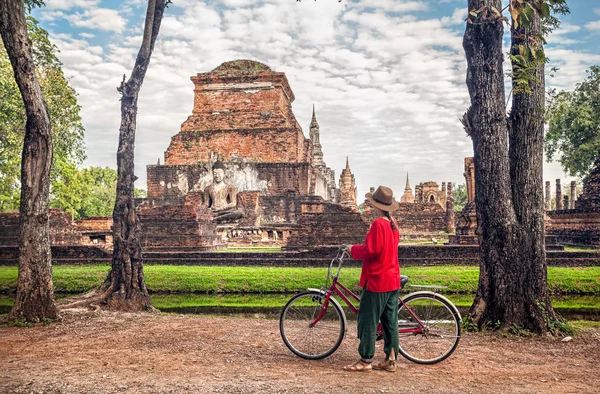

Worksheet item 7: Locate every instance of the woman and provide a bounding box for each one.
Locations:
[344,185,400,372]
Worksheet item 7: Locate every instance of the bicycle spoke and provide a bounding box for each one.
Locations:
[280,291,346,360]
[397,294,461,364]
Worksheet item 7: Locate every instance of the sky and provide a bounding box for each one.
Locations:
[31,0,600,198]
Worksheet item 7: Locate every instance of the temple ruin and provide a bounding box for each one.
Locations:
[136,60,362,249]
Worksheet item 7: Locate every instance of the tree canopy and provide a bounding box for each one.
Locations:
[545,66,600,182]
[452,183,467,212]
[0,16,85,212]
[51,165,147,219]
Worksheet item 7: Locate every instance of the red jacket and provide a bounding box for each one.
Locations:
[351,217,400,292]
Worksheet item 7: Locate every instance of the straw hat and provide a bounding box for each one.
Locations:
[365,185,399,212]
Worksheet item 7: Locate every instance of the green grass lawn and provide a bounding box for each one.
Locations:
[0,265,599,295]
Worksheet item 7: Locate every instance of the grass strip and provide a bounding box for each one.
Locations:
[0,265,599,295]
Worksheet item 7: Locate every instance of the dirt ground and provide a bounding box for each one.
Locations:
[1,310,599,394]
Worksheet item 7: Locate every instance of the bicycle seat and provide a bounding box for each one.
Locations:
[400,275,408,289]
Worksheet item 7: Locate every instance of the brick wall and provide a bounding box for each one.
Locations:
[137,203,222,250]
[362,201,447,234]
[546,210,600,246]
[286,196,369,249]
[164,128,305,165]
[0,213,19,246]
[164,60,307,166]
[147,162,311,198]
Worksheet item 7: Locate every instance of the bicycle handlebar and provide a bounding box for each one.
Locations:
[328,245,350,280]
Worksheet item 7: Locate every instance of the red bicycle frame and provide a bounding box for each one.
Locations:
[309,250,424,335]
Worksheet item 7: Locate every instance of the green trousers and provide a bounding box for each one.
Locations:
[357,289,400,363]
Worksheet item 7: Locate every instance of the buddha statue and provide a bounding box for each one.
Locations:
[203,162,244,222]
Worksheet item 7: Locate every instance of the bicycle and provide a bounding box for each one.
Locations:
[279,246,462,364]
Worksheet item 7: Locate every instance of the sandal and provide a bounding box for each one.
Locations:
[343,360,372,372]
[372,358,397,373]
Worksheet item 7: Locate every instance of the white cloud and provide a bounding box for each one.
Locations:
[595,8,600,16]
[352,0,428,13]
[45,0,101,10]
[42,1,589,194]
[78,32,95,39]
[65,8,127,33]
[584,20,600,31]
[546,48,600,91]
[442,8,467,26]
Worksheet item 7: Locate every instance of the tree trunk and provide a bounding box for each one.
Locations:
[463,0,557,333]
[95,0,166,311]
[507,11,558,331]
[0,0,57,321]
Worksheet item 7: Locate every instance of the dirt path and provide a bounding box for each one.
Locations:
[1,311,599,394]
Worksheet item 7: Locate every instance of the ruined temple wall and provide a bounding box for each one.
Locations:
[0,210,83,246]
[0,213,19,246]
[185,83,294,131]
[546,210,600,246]
[362,202,447,234]
[147,162,311,198]
[75,217,113,246]
[76,217,112,232]
[164,128,306,166]
[286,197,369,249]
[311,168,330,200]
[137,204,222,250]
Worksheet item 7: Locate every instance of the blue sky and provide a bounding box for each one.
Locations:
[31,0,600,196]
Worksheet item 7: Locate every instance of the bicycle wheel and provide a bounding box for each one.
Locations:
[397,293,461,364]
[280,290,346,360]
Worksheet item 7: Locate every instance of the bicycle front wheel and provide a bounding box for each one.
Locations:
[280,290,346,360]
[398,293,461,364]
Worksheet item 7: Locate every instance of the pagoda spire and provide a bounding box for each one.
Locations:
[339,157,358,211]
[310,104,323,166]
[404,172,412,191]
[310,104,319,129]
[401,172,415,203]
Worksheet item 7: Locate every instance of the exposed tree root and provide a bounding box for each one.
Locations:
[58,283,156,313]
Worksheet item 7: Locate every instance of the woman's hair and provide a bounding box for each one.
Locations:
[383,210,399,231]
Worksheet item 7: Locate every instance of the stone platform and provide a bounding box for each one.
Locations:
[0,245,597,267]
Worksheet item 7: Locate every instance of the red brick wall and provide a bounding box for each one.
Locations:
[164,64,307,166]
[362,201,448,234]
[546,210,600,246]
[164,128,305,165]
[76,217,112,232]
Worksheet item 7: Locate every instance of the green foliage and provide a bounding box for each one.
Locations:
[24,0,45,13]
[0,16,85,212]
[462,316,479,332]
[545,66,600,182]
[50,166,147,219]
[7,319,33,328]
[508,1,567,95]
[509,323,532,336]
[537,300,575,335]
[452,183,467,212]
[1,265,598,295]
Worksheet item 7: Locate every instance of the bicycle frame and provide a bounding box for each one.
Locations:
[308,249,425,335]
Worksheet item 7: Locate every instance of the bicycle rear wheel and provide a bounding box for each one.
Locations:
[280,290,346,360]
[397,293,461,364]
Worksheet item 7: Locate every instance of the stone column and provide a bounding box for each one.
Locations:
[445,182,455,233]
[545,181,551,211]
[563,195,569,210]
[556,179,562,210]
[570,181,576,209]
[465,157,475,203]
[441,182,447,208]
